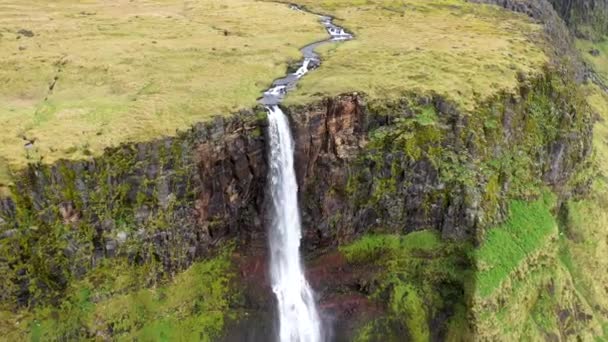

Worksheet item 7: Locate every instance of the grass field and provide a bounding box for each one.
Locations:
[0,0,326,179]
[0,0,550,189]
[283,0,548,108]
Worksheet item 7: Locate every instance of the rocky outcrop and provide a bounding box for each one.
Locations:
[289,72,591,248]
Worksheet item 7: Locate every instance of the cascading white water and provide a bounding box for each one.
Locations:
[267,105,321,342]
[262,6,353,342]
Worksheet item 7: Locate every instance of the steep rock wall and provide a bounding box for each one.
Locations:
[291,72,591,248]
[548,0,608,39]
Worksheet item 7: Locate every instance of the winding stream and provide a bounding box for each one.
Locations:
[261,5,353,342]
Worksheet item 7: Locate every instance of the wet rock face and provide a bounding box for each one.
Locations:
[288,95,368,247]
[193,117,268,248]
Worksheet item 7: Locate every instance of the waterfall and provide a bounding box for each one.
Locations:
[262,6,353,341]
[267,104,322,342]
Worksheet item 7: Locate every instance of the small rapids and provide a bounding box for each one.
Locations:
[262,5,353,342]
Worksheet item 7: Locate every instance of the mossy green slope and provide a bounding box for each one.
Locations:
[0,248,237,341]
[471,80,608,339]
[341,231,473,342]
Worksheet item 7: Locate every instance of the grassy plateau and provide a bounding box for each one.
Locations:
[0,0,550,190]
[0,0,326,182]
[282,0,548,108]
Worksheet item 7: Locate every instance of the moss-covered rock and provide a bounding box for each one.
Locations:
[295,69,592,248]
[0,111,267,311]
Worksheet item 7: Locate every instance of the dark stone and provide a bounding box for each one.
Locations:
[17,29,34,37]
[590,48,601,56]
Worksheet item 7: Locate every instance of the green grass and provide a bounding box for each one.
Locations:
[475,192,557,298]
[0,0,327,174]
[0,250,236,341]
[472,72,608,339]
[283,0,548,109]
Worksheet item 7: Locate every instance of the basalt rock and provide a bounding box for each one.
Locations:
[547,0,608,40]
[288,71,591,248]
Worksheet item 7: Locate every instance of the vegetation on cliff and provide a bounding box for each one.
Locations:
[0,247,237,341]
[471,65,608,341]
[342,70,591,241]
[549,0,608,41]
[1,0,606,340]
[341,231,472,341]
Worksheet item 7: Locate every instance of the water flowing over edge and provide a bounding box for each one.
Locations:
[260,5,353,342]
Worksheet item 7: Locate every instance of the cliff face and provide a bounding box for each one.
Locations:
[0,65,594,339]
[294,73,591,246]
[0,113,268,307]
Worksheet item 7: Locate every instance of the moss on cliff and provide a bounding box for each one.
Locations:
[475,193,557,298]
[471,191,606,340]
[342,69,592,241]
[0,247,238,341]
[549,0,608,41]
[341,231,473,341]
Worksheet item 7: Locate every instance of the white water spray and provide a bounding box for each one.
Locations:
[267,105,321,342]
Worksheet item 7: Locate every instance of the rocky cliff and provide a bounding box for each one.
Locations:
[0,61,595,339]
[548,0,608,40]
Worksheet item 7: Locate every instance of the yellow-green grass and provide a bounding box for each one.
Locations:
[0,0,551,191]
[0,0,326,178]
[282,0,548,109]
